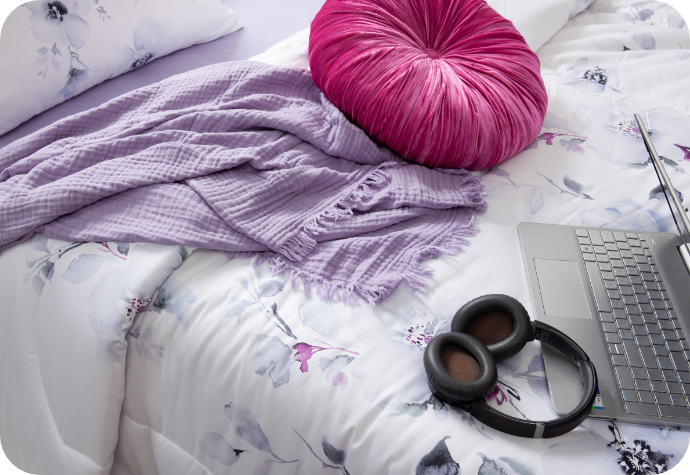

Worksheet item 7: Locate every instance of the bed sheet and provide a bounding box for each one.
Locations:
[1,0,690,474]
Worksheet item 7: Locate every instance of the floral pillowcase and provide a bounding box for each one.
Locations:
[0,0,241,136]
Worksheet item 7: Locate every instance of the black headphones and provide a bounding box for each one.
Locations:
[424,294,598,439]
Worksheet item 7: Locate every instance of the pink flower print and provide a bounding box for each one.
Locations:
[404,324,433,348]
[292,341,358,373]
[125,296,151,321]
[675,144,690,161]
[484,384,508,405]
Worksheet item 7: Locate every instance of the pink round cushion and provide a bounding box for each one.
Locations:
[308,0,547,170]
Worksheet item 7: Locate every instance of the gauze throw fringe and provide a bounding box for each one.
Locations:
[0,61,487,305]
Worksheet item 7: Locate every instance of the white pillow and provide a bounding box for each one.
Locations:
[251,0,596,70]
[0,0,241,136]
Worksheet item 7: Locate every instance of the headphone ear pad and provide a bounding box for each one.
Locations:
[424,333,497,405]
[451,294,533,362]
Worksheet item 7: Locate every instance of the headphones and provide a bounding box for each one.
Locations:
[424,294,598,439]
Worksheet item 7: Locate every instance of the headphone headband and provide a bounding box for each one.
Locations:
[468,321,597,439]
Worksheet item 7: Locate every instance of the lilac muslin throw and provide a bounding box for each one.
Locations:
[0,61,486,304]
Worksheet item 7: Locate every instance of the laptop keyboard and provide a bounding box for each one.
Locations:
[576,228,690,419]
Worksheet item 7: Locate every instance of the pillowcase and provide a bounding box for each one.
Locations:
[0,0,241,136]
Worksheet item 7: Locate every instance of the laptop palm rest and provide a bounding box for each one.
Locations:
[534,258,590,414]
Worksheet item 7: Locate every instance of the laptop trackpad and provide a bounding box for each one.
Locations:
[534,259,592,319]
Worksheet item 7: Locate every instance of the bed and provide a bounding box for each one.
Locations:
[1,0,690,474]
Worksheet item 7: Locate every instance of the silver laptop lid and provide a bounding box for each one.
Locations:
[635,113,690,272]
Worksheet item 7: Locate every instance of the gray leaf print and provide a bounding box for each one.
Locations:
[649,184,683,203]
[62,254,115,284]
[115,242,130,256]
[563,176,584,194]
[478,455,508,475]
[224,403,272,453]
[258,280,285,298]
[415,437,459,475]
[321,437,346,465]
[526,188,544,214]
[632,32,656,50]
[227,298,254,321]
[141,327,153,341]
[249,333,294,387]
[199,432,244,465]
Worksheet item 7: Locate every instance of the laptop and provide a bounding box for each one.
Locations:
[519,114,690,428]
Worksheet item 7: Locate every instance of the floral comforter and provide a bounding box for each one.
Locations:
[1,0,690,474]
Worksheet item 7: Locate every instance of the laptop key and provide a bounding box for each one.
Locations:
[650,334,664,346]
[583,253,596,262]
[656,393,672,405]
[589,230,604,245]
[627,267,640,276]
[654,345,669,356]
[614,268,627,277]
[667,382,683,394]
[578,237,592,245]
[623,258,637,267]
[626,233,638,239]
[651,300,665,310]
[632,325,647,336]
[622,390,638,402]
[629,276,643,285]
[668,341,683,352]
[611,260,624,268]
[606,333,621,344]
[636,336,651,347]
[658,357,674,371]
[611,300,624,309]
[620,250,633,259]
[619,286,633,296]
[607,290,621,299]
[616,319,631,330]
[635,379,652,391]
[626,305,640,315]
[631,367,648,379]
[663,330,678,341]
[620,330,634,340]
[594,246,607,254]
[670,394,687,406]
[632,247,644,255]
[618,242,631,250]
[621,295,636,305]
[623,340,643,367]
[629,239,641,247]
[597,254,609,262]
[614,232,627,242]
[612,354,629,366]
[638,391,655,403]
[659,405,690,418]
[647,369,663,380]
[635,255,648,264]
[630,315,644,325]
[641,314,656,325]
[662,370,678,382]
[679,372,690,384]
[616,367,636,389]
[609,344,624,355]
[655,310,669,320]
[576,229,589,237]
[646,324,661,335]
[659,320,675,331]
[671,353,690,372]
[599,263,613,271]
[639,304,653,314]
[639,346,659,368]
[626,402,659,416]
[651,380,667,392]
[604,280,617,290]
[636,294,650,304]
[602,322,617,333]
[599,312,614,323]
[601,231,615,243]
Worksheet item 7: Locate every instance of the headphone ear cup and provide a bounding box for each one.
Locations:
[423,333,498,405]
[451,294,533,362]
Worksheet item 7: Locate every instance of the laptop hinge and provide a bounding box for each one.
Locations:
[679,244,690,277]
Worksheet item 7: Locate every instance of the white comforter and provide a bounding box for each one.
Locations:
[2,0,690,474]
